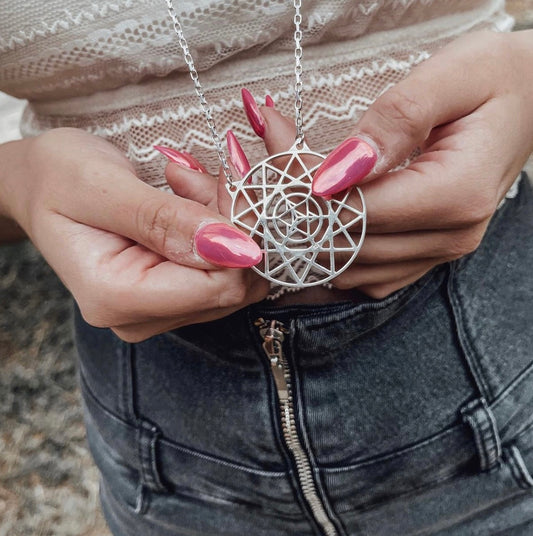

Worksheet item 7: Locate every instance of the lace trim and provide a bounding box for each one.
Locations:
[0,0,508,100]
[0,0,136,53]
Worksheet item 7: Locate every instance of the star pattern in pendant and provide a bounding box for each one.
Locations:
[228,145,366,287]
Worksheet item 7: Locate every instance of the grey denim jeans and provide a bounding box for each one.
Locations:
[76,174,533,535]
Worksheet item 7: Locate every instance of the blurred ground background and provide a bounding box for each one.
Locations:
[0,94,110,535]
[1,4,532,535]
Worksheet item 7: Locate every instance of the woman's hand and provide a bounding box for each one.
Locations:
[251,30,533,298]
[0,128,269,342]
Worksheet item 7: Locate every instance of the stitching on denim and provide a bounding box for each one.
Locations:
[511,417,533,444]
[462,410,487,470]
[81,371,288,478]
[133,483,149,515]
[157,438,288,477]
[137,420,166,493]
[447,261,493,400]
[460,398,502,471]
[251,265,444,329]
[491,360,533,411]
[335,465,466,516]
[149,428,165,491]
[118,340,137,422]
[322,422,465,473]
[486,402,503,466]
[149,485,305,520]
[306,266,444,330]
[506,445,533,489]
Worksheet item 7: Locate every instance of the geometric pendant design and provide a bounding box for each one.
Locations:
[227,142,366,287]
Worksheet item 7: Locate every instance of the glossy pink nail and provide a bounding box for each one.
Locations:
[195,223,262,268]
[312,137,378,197]
[241,88,265,138]
[154,145,207,173]
[265,95,275,108]
[226,130,251,180]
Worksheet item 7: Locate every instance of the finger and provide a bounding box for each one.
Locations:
[260,106,298,155]
[331,258,438,291]
[357,268,435,300]
[110,274,269,342]
[165,162,218,208]
[311,31,501,196]
[110,304,243,343]
[321,223,488,265]
[348,100,510,234]
[218,158,265,250]
[43,157,261,270]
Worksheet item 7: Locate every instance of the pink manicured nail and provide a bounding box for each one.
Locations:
[312,137,378,197]
[265,95,275,108]
[154,145,207,173]
[241,88,265,138]
[195,223,262,268]
[226,130,251,180]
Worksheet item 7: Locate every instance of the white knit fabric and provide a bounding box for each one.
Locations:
[0,0,515,296]
[0,0,513,186]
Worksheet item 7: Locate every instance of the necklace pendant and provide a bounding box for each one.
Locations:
[226,142,366,288]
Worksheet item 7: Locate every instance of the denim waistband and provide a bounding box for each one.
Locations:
[81,346,533,486]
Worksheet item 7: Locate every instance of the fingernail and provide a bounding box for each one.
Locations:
[154,145,207,173]
[195,223,262,268]
[265,95,275,108]
[241,88,265,138]
[312,137,378,197]
[226,130,251,180]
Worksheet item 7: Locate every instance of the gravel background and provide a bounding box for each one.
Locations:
[0,242,110,536]
[1,4,532,535]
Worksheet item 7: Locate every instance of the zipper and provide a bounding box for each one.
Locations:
[255,318,339,536]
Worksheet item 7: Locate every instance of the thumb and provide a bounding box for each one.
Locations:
[311,31,496,197]
[59,160,262,270]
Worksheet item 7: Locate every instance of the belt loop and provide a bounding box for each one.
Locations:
[137,419,167,493]
[460,397,502,471]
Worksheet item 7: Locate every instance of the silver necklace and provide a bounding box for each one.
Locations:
[166,0,366,288]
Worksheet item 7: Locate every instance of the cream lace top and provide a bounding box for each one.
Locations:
[0,0,515,296]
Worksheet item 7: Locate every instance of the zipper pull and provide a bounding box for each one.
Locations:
[255,318,289,401]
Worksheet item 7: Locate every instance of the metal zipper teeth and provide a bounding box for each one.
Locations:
[256,319,338,536]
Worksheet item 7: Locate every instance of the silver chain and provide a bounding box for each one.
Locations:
[165,0,234,185]
[293,0,305,147]
[165,0,305,181]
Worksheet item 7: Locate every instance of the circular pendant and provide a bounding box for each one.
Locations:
[227,142,366,287]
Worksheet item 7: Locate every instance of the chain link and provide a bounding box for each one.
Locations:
[165,0,234,185]
[165,0,305,179]
[293,0,305,147]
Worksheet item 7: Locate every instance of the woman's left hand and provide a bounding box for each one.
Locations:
[254,29,533,298]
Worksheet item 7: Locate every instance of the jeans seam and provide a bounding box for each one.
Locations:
[460,397,502,471]
[321,423,463,473]
[505,445,533,489]
[81,370,288,477]
[447,261,493,401]
[335,465,466,515]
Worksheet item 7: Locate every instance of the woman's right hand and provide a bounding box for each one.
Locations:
[0,128,269,341]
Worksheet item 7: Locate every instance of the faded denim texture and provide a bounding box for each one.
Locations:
[76,174,533,535]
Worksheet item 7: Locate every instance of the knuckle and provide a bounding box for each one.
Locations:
[374,88,429,141]
[455,188,497,226]
[76,282,121,328]
[447,227,486,259]
[78,300,112,328]
[361,285,396,300]
[111,327,148,344]
[331,273,355,290]
[216,278,249,309]
[136,197,183,257]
